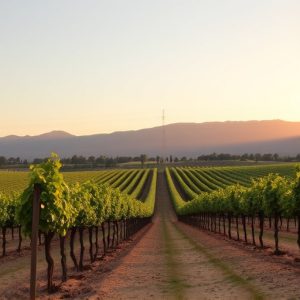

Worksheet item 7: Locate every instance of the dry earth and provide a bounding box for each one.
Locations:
[1,171,300,299]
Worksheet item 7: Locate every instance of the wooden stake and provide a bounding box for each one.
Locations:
[30,184,41,300]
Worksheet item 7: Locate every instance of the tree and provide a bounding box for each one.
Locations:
[255,153,261,162]
[140,154,147,168]
[105,157,116,167]
[33,158,44,164]
[241,153,249,161]
[0,156,7,166]
[262,153,273,161]
[96,155,106,164]
[88,156,95,163]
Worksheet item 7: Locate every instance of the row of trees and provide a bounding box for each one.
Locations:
[0,156,26,166]
[2,153,300,168]
[167,167,300,255]
[196,152,300,162]
[0,154,154,167]
[0,154,156,292]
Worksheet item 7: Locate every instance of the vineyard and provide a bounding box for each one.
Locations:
[166,164,300,255]
[1,160,300,298]
[0,154,157,294]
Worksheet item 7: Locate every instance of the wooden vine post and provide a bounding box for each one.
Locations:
[30,184,41,300]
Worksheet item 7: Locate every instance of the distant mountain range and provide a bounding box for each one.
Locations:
[1,120,300,159]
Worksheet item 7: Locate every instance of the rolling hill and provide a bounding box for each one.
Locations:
[1,120,300,159]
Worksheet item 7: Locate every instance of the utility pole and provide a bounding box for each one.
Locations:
[162,109,166,163]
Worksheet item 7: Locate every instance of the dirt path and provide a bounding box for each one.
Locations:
[95,172,263,299]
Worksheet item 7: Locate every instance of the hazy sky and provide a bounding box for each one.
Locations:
[1,1,300,137]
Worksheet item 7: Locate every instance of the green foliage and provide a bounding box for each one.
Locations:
[169,164,296,197]
[130,169,150,199]
[17,153,74,236]
[291,171,300,216]
[166,168,186,213]
[0,192,9,227]
[168,167,297,220]
[6,192,21,227]
[262,174,289,217]
[0,154,157,237]
[143,168,157,214]
[69,182,96,228]
[171,168,197,199]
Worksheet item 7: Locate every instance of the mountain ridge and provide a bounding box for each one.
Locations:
[0,119,294,139]
[2,130,75,140]
[1,120,300,159]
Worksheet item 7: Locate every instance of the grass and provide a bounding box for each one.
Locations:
[161,218,187,300]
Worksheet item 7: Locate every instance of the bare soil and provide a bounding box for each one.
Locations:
[1,171,300,299]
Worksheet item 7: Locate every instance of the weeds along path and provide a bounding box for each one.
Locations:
[96,171,259,299]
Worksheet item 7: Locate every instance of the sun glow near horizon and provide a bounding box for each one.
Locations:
[0,1,300,137]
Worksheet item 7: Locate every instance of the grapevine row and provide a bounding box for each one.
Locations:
[0,155,157,292]
[166,166,300,255]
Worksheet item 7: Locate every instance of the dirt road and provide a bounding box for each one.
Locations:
[93,172,291,300]
[93,172,250,299]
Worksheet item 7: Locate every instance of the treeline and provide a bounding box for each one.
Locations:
[0,156,27,166]
[60,154,153,166]
[0,154,155,168]
[2,152,300,168]
[196,153,300,162]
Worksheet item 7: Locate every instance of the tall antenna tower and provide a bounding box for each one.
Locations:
[162,109,166,162]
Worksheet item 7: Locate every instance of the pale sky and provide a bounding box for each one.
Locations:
[0,0,300,137]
